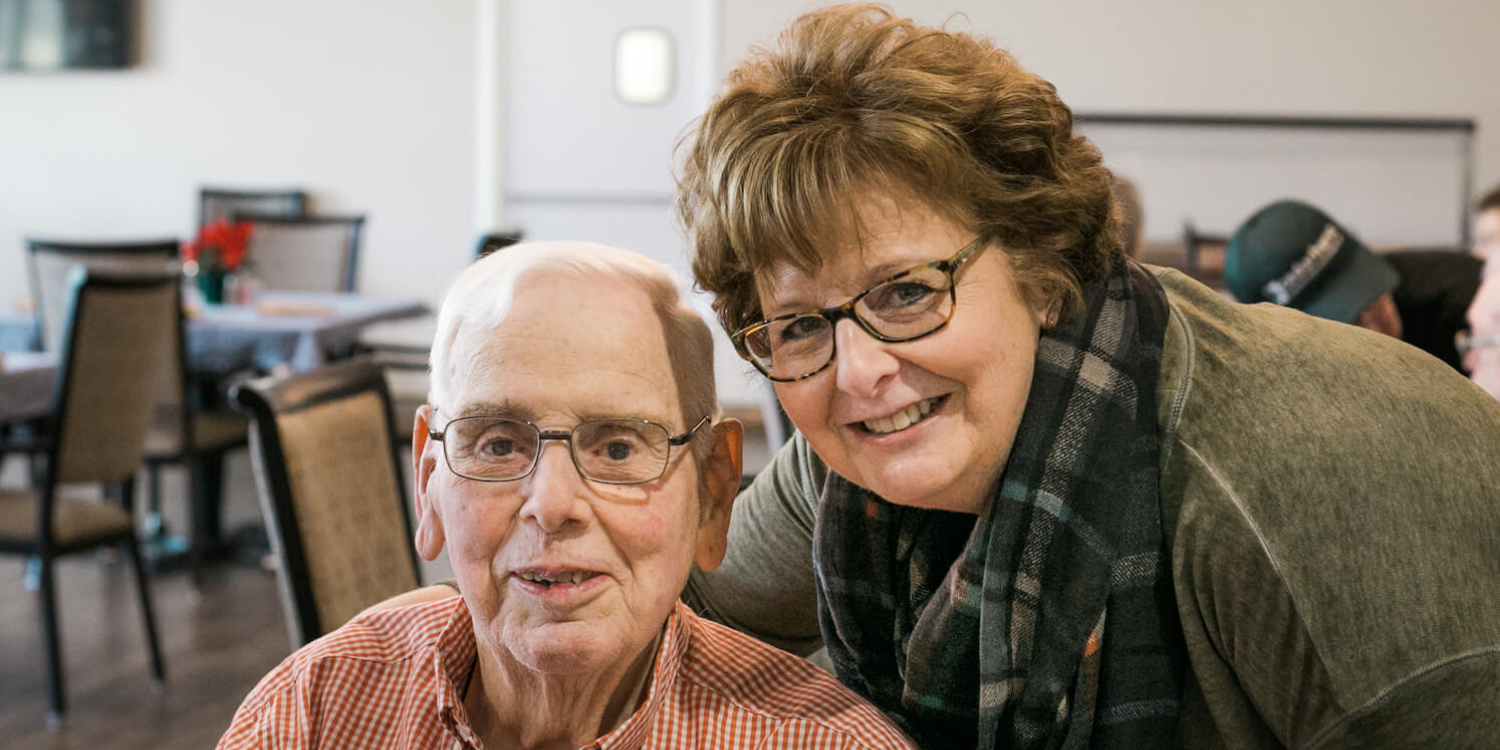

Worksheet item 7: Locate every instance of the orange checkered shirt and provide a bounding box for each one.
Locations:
[217,597,914,749]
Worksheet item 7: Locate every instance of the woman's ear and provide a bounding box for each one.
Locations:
[694,417,743,571]
[1032,292,1061,331]
[412,404,447,561]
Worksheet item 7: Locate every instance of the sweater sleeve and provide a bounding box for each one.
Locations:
[683,432,826,655]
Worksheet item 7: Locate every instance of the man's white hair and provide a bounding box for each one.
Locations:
[428,241,718,442]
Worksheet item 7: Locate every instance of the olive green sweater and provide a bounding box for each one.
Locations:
[684,268,1500,748]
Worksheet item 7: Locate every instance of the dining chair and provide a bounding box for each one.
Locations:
[230,360,420,648]
[140,353,249,584]
[474,229,524,260]
[26,237,248,576]
[25,238,177,354]
[235,213,365,294]
[0,267,171,725]
[1181,221,1230,289]
[199,186,308,230]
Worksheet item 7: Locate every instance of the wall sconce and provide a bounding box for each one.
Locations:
[614,28,675,106]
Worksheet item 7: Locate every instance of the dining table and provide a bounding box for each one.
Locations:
[1,291,430,564]
[0,351,56,424]
[0,291,428,438]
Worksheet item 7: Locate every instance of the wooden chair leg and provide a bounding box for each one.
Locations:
[200,451,227,550]
[117,475,137,515]
[185,456,207,589]
[145,464,164,538]
[123,540,166,687]
[38,554,65,726]
[28,452,46,492]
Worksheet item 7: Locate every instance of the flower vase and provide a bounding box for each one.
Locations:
[197,267,226,305]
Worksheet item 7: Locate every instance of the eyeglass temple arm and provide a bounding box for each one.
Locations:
[667,416,712,445]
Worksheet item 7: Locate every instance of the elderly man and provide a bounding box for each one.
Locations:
[218,242,912,749]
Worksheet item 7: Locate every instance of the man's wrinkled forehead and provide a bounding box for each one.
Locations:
[442,277,686,421]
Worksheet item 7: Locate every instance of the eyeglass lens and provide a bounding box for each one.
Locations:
[443,418,672,484]
[744,264,955,380]
[1456,331,1500,356]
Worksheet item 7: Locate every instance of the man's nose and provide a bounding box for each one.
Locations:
[832,318,899,397]
[517,442,590,533]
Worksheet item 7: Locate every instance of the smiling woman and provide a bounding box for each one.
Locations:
[673,4,1500,749]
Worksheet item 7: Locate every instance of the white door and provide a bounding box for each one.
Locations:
[503,0,763,408]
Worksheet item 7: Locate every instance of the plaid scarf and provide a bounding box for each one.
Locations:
[814,259,1185,749]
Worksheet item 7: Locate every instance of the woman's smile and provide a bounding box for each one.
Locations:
[849,394,947,436]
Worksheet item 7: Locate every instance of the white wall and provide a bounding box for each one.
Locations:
[0,0,481,309]
[5,0,1500,348]
[720,0,1500,243]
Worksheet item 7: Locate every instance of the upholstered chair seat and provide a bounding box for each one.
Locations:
[0,489,133,550]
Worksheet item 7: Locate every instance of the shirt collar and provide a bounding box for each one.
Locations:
[433,599,482,748]
[593,601,693,750]
[433,599,694,750]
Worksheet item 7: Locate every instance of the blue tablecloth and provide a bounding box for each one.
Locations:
[0,293,427,422]
[1,294,427,373]
[0,310,38,352]
[0,351,55,422]
[186,293,428,374]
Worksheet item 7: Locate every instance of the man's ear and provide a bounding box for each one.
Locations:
[412,404,447,562]
[694,417,743,572]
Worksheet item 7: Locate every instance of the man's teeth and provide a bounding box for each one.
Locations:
[517,571,596,585]
[862,397,939,435]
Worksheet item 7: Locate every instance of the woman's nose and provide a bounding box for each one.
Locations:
[517,442,590,533]
[832,318,899,397]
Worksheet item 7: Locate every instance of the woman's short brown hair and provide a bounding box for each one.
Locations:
[676,3,1122,336]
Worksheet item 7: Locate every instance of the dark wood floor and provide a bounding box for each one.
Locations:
[0,443,456,749]
[0,451,295,750]
[0,554,288,749]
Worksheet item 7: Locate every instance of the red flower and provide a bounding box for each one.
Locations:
[183,218,255,272]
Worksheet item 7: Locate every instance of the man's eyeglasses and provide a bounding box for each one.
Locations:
[1456,330,1500,358]
[429,415,709,485]
[730,238,986,382]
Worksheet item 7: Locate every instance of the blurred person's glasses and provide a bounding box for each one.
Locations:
[1455,330,1500,358]
[731,238,986,382]
[430,414,709,484]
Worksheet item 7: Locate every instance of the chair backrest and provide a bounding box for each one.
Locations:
[199,187,307,230]
[49,268,182,487]
[26,239,178,354]
[1181,222,1230,289]
[474,230,524,260]
[237,214,365,293]
[230,360,420,648]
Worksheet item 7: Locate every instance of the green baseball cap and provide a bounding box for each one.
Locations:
[1224,200,1399,324]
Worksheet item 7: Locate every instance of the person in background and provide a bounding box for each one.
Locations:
[218,242,913,750]
[1460,185,1500,397]
[1472,184,1500,262]
[1224,199,1480,371]
[1463,268,1500,398]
